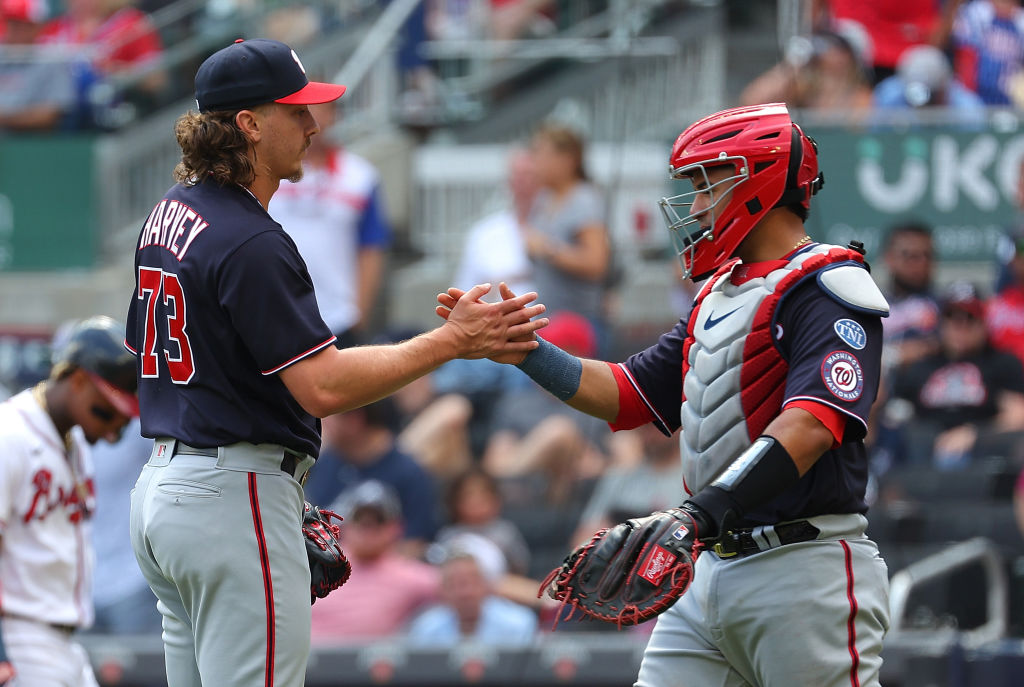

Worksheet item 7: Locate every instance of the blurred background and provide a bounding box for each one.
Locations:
[6,0,1024,685]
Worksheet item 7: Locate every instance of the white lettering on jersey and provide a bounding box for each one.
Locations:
[137,198,208,260]
[140,200,166,249]
[176,214,209,261]
[169,208,197,256]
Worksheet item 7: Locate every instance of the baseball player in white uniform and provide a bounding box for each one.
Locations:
[0,316,138,686]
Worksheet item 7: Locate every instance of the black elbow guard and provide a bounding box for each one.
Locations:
[685,436,801,538]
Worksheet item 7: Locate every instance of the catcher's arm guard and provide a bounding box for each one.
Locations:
[540,504,706,627]
[302,502,352,604]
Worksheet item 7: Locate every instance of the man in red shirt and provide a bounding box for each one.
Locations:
[988,231,1024,367]
[817,0,950,83]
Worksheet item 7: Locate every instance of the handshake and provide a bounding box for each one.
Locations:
[434,282,547,364]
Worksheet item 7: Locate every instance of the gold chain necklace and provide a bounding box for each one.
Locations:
[791,235,812,252]
[32,382,73,453]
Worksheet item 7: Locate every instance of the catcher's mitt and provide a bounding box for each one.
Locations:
[540,506,702,627]
[302,501,351,604]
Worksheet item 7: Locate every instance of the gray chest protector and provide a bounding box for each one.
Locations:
[679,244,888,495]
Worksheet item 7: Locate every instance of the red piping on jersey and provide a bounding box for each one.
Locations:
[841,539,861,687]
[607,362,669,432]
[124,339,137,354]
[248,473,275,687]
[261,336,337,375]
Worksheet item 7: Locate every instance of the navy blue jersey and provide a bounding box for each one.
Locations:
[125,180,336,457]
[622,275,884,524]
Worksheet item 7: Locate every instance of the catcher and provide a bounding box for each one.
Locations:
[440,104,890,687]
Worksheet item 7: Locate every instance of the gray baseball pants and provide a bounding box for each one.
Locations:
[130,438,315,686]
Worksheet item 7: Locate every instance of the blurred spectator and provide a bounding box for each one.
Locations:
[490,0,555,41]
[38,0,166,122]
[880,221,941,373]
[395,0,442,123]
[952,0,1024,106]
[481,311,610,504]
[1013,464,1024,539]
[740,29,874,113]
[872,44,986,125]
[310,481,440,642]
[427,0,490,42]
[0,0,78,131]
[262,4,321,47]
[433,465,531,576]
[889,281,1024,468]
[269,101,392,348]
[365,329,475,482]
[570,422,682,547]
[0,0,44,40]
[394,374,475,481]
[303,396,440,556]
[813,0,954,84]
[408,533,537,647]
[989,169,1024,367]
[449,148,546,455]
[870,222,941,474]
[426,355,530,465]
[524,123,612,347]
[454,147,538,300]
[990,234,1024,365]
[89,418,162,635]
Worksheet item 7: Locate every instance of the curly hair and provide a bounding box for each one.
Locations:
[173,110,256,187]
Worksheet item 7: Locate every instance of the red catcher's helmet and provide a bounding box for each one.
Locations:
[659,103,824,281]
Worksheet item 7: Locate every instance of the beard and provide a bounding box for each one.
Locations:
[286,165,305,184]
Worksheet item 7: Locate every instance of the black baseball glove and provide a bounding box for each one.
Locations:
[302,501,351,604]
[540,505,704,627]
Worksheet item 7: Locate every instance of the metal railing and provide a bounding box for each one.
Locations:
[92,0,726,262]
[408,0,724,135]
[401,2,727,273]
[888,537,1009,650]
[93,5,382,256]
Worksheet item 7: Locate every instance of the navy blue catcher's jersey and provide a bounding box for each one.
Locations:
[125,180,336,457]
[622,273,884,525]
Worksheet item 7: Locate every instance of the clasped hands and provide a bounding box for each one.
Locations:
[436,282,545,363]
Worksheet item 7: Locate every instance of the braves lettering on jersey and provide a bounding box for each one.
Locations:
[0,390,94,627]
[611,244,887,525]
[125,180,336,457]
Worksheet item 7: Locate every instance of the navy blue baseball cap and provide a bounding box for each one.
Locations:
[195,38,346,113]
